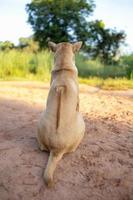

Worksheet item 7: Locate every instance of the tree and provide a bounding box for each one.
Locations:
[26,0,95,48]
[88,20,126,64]
[18,37,39,52]
[19,37,30,48]
[0,41,14,51]
[26,0,125,64]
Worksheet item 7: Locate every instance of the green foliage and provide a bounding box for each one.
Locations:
[0,49,52,81]
[18,37,39,52]
[19,37,30,48]
[26,0,125,64]
[0,41,14,51]
[120,54,133,79]
[0,49,132,80]
[87,20,125,64]
[76,54,128,78]
[0,49,132,89]
[26,0,95,47]
[79,77,133,90]
[0,50,31,77]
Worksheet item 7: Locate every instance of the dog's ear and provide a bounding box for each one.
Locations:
[73,41,82,53]
[48,41,57,52]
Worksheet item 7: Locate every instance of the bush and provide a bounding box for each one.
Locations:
[120,54,133,79]
[0,49,132,81]
[76,54,127,78]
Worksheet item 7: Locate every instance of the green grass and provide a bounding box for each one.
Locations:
[79,77,133,90]
[76,54,130,78]
[0,49,133,90]
[0,49,52,80]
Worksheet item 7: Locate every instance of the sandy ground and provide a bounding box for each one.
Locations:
[0,81,133,200]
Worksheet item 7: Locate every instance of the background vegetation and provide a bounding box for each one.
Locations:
[26,0,125,64]
[0,0,133,90]
[0,41,133,89]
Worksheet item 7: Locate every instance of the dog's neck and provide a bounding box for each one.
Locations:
[50,67,78,86]
[52,66,78,76]
[52,67,76,73]
[52,61,78,73]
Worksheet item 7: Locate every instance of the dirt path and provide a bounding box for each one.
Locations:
[0,81,133,200]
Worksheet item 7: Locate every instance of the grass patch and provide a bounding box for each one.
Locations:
[0,49,133,90]
[0,49,52,80]
[79,77,133,90]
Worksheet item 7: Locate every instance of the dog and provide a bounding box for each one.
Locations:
[37,41,85,187]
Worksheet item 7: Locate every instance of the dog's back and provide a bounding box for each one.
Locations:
[46,70,79,131]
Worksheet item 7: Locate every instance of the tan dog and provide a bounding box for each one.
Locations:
[37,41,85,187]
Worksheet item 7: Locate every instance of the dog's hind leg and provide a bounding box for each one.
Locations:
[43,151,64,187]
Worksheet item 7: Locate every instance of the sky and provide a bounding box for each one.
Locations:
[0,0,133,52]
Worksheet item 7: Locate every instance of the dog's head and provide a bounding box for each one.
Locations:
[48,41,82,70]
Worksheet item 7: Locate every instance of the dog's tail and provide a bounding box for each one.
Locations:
[43,151,64,187]
[55,85,66,129]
